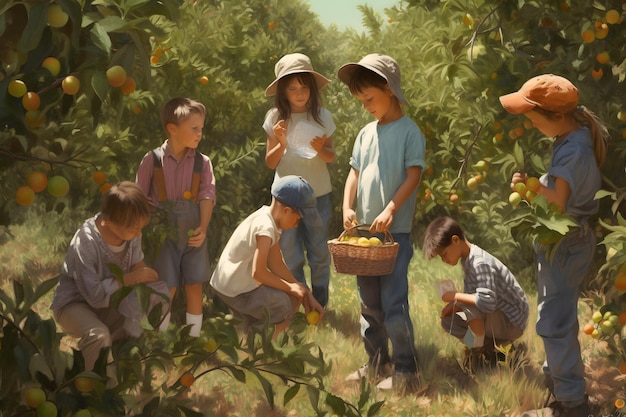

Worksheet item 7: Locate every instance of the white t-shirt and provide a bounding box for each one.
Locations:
[262,108,336,197]
[210,206,281,297]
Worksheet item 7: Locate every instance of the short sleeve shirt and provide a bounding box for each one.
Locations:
[262,108,336,197]
[210,206,281,297]
[544,127,601,219]
[349,116,426,233]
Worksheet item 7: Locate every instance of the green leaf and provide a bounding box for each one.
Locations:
[283,384,300,405]
[18,2,47,52]
[90,22,113,57]
[368,400,386,416]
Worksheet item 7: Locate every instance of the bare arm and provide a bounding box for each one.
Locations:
[265,120,287,169]
[370,166,422,232]
[188,198,215,247]
[252,235,306,299]
[342,168,359,228]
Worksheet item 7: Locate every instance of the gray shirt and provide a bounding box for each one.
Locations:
[462,244,529,329]
[51,215,143,313]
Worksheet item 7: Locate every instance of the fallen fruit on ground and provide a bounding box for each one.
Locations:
[306,310,320,325]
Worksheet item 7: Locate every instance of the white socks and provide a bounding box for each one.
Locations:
[186,313,202,337]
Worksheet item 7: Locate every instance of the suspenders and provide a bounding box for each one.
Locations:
[151,149,203,203]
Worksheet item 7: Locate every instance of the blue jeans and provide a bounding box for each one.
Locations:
[356,233,417,374]
[536,225,595,407]
[279,193,331,307]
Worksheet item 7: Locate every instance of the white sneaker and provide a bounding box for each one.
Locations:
[376,372,421,394]
[376,376,393,390]
[345,362,393,382]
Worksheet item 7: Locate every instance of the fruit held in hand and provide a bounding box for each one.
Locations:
[24,387,46,408]
[508,192,522,206]
[306,310,320,325]
[187,229,195,237]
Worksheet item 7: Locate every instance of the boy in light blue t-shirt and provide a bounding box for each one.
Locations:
[337,54,426,394]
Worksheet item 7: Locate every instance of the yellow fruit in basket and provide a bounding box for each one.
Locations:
[348,237,359,244]
[369,237,383,246]
[357,237,371,246]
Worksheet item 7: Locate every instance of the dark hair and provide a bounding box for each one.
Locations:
[160,97,206,132]
[422,216,465,260]
[347,66,388,96]
[101,181,150,228]
[274,72,323,125]
[533,105,608,166]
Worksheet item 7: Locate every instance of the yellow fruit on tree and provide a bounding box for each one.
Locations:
[62,75,80,95]
[42,57,61,76]
[200,76,209,85]
[595,23,609,39]
[306,310,320,325]
[24,110,46,128]
[106,66,127,87]
[27,171,48,192]
[606,9,620,24]
[36,400,58,417]
[8,79,27,98]
[596,52,611,64]
[581,30,595,43]
[74,377,94,393]
[466,177,478,190]
[204,338,217,352]
[508,192,522,206]
[22,92,41,110]
[47,4,69,28]
[16,186,36,206]
[24,387,46,408]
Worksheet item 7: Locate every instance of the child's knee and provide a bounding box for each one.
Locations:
[78,326,112,351]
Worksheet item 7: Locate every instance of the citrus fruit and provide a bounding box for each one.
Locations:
[582,323,595,335]
[615,272,626,291]
[508,192,522,206]
[357,237,370,246]
[16,186,36,206]
[27,171,48,192]
[74,377,94,393]
[180,372,195,387]
[36,400,58,417]
[525,177,541,193]
[592,311,603,323]
[121,77,136,94]
[47,4,69,28]
[92,171,106,185]
[62,75,80,95]
[369,237,383,246]
[204,338,217,352]
[24,387,46,408]
[42,57,61,76]
[22,92,41,110]
[47,175,69,197]
[306,310,320,325]
[8,79,27,97]
[620,362,626,375]
[106,65,127,87]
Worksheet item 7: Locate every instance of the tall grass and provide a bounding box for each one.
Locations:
[2,218,623,416]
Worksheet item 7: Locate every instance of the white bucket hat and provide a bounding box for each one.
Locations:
[337,54,407,105]
[265,53,331,97]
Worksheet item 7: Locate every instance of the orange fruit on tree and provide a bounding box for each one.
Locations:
[121,77,136,94]
[22,92,41,111]
[27,171,48,192]
[92,171,106,185]
[74,377,94,393]
[180,372,195,387]
[16,186,36,206]
[100,182,112,194]
[24,110,46,128]
[620,362,626,375]
[582,323,595,335]
[596,52,611,65]
[591,68,603,80]
[618,312,626,326]
[595,23,609,39]
[268,22,276,30]
[200,76,209,85]
[606,9,621,24]
[581,30,595,43]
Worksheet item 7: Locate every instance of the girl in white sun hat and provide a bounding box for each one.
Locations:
[262,53,336,308]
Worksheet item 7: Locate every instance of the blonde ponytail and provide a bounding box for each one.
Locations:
[572,106,608,167]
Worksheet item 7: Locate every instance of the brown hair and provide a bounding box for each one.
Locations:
[423,216,466,260]
[533,105,608,166]
[274,73,323,125]
[346,66,389,96]
[101,181,150,228]
[160,97,206,132]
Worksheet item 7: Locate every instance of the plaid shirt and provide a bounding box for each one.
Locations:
[462,244,529,329]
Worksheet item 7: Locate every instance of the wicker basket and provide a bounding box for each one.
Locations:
[327,225,399,276]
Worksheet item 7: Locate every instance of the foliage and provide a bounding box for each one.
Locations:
[0,277,381,416]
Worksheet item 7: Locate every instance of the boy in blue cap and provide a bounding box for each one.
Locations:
[210,175,325,337]
[338,54,426,393]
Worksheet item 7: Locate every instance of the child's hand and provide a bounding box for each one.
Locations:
[187,227,206,247]
[369,209,393,233]
[303,290,325,320]
[124,267,158,286]
[310,135,326,153]
[288,282,308,300]
[510,171,527,191]
[343,210,357,229]
[273,120,287,146]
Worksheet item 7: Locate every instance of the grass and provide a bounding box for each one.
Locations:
[1,219,625,416]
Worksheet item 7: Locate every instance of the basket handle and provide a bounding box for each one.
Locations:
[338,223,395,244]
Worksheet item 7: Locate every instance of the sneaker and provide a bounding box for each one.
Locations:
[345,362,393,382]
[376,371,420,395]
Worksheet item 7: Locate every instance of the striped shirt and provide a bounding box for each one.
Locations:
[462,244,529,329]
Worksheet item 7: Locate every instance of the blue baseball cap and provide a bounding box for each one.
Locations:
[271,175,321,227]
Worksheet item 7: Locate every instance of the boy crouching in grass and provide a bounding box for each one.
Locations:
[423,216,529,369]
